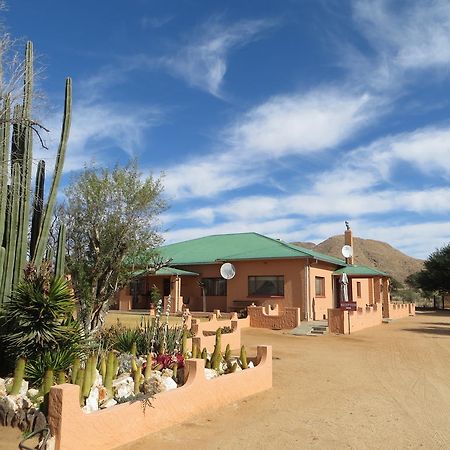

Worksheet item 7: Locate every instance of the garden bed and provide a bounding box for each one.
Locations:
[48,346,272,450]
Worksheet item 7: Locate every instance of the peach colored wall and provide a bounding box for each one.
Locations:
[178,264,227,311]
[189,314,243,351]
[388,302,416,320]
[350,278,370,308]
[48,346,273,450]
[247,305,301,329]
[328,304,382,334]
[309,263,334,320]
[226,259,306,310]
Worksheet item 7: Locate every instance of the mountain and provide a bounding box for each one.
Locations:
[293,235,423,284]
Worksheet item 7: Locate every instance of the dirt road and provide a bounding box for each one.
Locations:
[119,311,450,450]
[2,311,450,449]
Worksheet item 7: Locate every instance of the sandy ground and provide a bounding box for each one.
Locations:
[2,311,450,449]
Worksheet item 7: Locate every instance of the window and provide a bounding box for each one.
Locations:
[202,278,227,296]
[315,277,325,297]
[248,276,284,296]
[356,281,362,298]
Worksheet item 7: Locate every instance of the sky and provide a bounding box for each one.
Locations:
[5,0,450,259]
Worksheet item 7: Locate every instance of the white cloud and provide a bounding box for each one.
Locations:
[227,89,376,156]
[159,18,275,97]
[162,87,380,199]
[353,0,450,71]
[35,95,163,174]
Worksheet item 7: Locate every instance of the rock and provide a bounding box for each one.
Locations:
[17,395,33,409]
[27,388,39,398]
[0,378,6,397]
[142,373,165,396]
[162,376,177,391]
[93,369,103,387]
[82,387,99,414]
[112,374,134,399]
[204,368,219,380]
[45,436,56,450]
[4,394,19,412]
[97,386,108,403]
[100,398,117,409]
[161,368,174,379]
[32,411,47,432]
[0,402,6,426]
[248,361,255,369]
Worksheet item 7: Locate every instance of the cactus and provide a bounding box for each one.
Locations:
[224,344,231,362]
[82,358,92,398]
[144,353,152,379]
[40,368,54,413]
[201,347,208,363]
[99,355,107,382]
[211,328,222,370]
[133,368,141,395]
[0,41,72,304]
[131,341,137,357]
[104,352,115,398]
[181,329,188,357]
[10,356,26,395]
[75,368,85,406]
[191,341,199,359]
[131,356,138,374]
[41,368,54,396]
[57,371,65,385]
[89,354,97,386]
[54,223,66,278]
[240,346,248,369]
[71,358,80,384]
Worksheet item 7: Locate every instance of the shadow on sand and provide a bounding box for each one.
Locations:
[403,326,450,336]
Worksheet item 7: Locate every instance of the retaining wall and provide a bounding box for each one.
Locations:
[388,302,416,320]
[328,304,383,334]
[48,346,272,450]
[247,305,301,329]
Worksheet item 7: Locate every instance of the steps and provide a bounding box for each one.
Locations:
[290,320,328,336]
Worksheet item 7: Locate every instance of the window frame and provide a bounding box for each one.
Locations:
[248,275,284,297]
[356,281,362,298]
[315,276,326,297]
[201,277,227,296]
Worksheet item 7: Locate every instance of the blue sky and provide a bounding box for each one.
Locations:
[6,0,450,258]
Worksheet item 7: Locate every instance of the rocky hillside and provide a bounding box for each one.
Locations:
[293,235,423,284]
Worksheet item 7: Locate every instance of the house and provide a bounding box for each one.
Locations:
[116,227,391,322]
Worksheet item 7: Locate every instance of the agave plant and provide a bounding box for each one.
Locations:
[25,347,83,386]
[1,264,84,360]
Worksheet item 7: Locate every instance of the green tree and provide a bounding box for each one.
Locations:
[61,162,166,335]
[409,244,450,308]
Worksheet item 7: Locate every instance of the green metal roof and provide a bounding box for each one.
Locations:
[133,267,199,277]
[333,265,387,276]
[158,232,347,267]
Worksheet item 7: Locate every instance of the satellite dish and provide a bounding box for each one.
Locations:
[220,263,236,280]
[341,245,353,259]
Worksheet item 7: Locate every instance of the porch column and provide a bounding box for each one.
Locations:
[170,275,183,312]
[373,277,381,303]
[368,278,374,305]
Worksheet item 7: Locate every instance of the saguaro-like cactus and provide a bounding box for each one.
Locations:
[0,41,72,304]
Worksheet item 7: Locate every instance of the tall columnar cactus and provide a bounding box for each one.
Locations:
[0,41,72,305]
[54,223,66,278]
[10,356,26,395]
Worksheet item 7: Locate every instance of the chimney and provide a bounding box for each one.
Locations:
[344,221,354,265]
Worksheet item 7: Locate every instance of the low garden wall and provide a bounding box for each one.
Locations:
[48,346,272,450]
[388,302,416,320]
[328,304,383,334]
[247,305,301,329]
